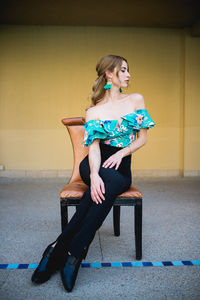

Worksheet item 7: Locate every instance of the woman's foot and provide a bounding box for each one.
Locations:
[31,241,59,284]
[60,253,82,292]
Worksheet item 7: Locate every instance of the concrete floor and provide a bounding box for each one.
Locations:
[0,177,200,300]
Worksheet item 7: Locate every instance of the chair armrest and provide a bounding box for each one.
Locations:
[62,117,85,126]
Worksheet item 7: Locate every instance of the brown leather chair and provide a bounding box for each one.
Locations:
[60,117,142,260]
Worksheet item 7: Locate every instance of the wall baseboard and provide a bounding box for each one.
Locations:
[184,170,200,177]
[0,169,200,178]
[0,169,72,178]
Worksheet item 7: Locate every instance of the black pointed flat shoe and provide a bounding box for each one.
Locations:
[31,241,59,284]
[60,254,82,292]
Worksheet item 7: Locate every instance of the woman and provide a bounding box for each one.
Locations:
[31,54,156,292]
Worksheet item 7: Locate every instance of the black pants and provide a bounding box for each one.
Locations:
[53,143,132,260]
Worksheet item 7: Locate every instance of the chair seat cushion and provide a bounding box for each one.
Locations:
[60,181,142,199]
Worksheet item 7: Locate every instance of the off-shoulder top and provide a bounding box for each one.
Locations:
[82,108,156,148]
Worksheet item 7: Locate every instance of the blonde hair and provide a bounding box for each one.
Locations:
[88,54,129,109]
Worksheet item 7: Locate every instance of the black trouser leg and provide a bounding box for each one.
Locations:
[52,144,131,261]
[51,188,93,261]
[67,166,131,258]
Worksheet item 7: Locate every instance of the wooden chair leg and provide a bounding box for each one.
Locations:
[113,206,120,236]
[134,202,142,260]
[61,200,68,232]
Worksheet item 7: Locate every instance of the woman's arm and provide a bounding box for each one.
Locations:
[102,94,147,168]
[121,130,147,157]
[88,139,101,176]
[85,108,105,204]
[102,130,147,169]
[85,108,101,175]
[122,94,147,157]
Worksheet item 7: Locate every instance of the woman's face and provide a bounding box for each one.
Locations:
[112,60,131,89]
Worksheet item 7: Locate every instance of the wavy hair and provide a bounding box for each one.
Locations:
[88,54,129,109]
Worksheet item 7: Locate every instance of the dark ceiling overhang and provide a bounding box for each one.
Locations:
[0,0,200,36]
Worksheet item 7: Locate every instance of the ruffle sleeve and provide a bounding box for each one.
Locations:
[122,109,156,130]
[82,119,117,147]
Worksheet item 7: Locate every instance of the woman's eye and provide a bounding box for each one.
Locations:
[121,70,125,72]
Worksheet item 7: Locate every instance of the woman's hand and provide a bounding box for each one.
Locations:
[90,173,105,204]
[102,150,124,170]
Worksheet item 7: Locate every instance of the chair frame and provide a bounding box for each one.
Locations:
[60,117,142,260]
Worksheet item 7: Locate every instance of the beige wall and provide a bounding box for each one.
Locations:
[184,34,200,175]
[0,25,199,176]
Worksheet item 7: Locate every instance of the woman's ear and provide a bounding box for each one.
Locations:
[105,70,112,80]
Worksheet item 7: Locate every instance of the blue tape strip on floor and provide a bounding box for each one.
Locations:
[0,260,199,269]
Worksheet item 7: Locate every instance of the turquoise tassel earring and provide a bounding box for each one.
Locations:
[120,88,122,93]
[104,83,112,90]
[104,79,112,90]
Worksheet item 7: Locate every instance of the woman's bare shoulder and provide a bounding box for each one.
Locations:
[85,105,100,122]
[129,93,146,109]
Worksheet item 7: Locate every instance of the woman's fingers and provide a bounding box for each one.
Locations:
[91,183,105,204]
[115,159,122,170]
[97,185,105,200]
[103,158,114,167]
[93,190,102,204]
[91,187,103,204]
[102,161,109,168]
[95,190,103,203]
[91,188,98,203]
[91,191,97,204]
[100,180,105,195]
[102,152,122,168]
[95,185,105,202]
[103,158,122,169]
[103,159,115,168]
[90,174,106,204]
[108,161,116,168]
[115,163,120,170]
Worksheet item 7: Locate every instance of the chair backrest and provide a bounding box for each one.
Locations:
[61,117,88,184]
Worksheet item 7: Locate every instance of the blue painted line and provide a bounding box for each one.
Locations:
[90,263,102,268]
[28,263,39,269]
[0,264,8,269]
[171,261,183,266]
[7,264,19,269]
[81,263,90,268]
[143,262,153,266]
[111,262,122,267]
[101,263,112,267]
[192,260,200,265]
[18,264,29,269]
[182,261,193,265]
[1,260,200,269]
[162,261,174,266]
[122,262,132,267]
[152,261,163,267]
[131,262,143,267]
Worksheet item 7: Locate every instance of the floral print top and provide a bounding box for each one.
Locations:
[82,109,156,148]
